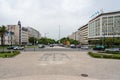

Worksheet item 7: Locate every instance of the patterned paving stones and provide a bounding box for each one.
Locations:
[0,48,120,80]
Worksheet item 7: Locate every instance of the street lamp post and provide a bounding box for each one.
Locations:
[112,26,115,48]
[59,25,61,44]
[44,33,49,38]
[34,35,35,51]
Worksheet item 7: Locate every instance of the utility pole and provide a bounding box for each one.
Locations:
[59,25,61,44]
[112,26,115,48]
[34,35,35,51]
[44,33,49,38]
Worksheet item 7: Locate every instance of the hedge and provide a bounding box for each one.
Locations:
[0,51,20,58]
[88,52,120,59]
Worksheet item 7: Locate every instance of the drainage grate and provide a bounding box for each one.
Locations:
[81,74,88,77]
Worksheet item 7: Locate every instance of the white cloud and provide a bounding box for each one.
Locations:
[0,0,119,40]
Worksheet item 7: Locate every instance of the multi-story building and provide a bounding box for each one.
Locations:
[68,31,77,40]
[21,27,28,45]
[27,27,41,38]
[0,22,41,45]
[75,31,80,41]
[6,25,20,45]
[78,24,88,44]
[88,11,120,40]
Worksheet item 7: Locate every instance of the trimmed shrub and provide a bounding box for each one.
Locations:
[88,51,120,60]
[88,52,103,58]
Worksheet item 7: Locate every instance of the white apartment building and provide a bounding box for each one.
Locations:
[68,32,77,40]
[27,27,41,38]
[75,31,80,41]
[21,27,28,45]
[88,11,120,40]
[78,24,88,44]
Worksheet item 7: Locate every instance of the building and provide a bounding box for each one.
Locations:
[27,27,41,38]
[6,25,20,45]
[78,24,88,44]
[88,11,120,40]
[75,30,80,41]
[18,21,22,45]
[21,27,28,45]
[68,31,80,41]
[68,31,77,40]
[0,21,41,45]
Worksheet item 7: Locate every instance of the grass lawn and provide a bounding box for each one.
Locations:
[0,51,20,58]
[0,46,8,49]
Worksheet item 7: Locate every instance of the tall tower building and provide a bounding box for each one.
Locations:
[18,21,21,45]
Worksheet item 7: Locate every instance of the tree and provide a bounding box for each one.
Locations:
[59,37,80,45]
[0,25,7,46]
[38,38,56,45]
[89,37,120,48]
[29,37,38,45]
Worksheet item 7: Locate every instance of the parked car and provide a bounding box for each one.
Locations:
[13,46,24,50]
[38,44,45,48]
[76,45,81,48]
[81,46,89,50]
[70,44,76,48]
[105,48,120,52]
[49,44,54,47]
[93,45,105,50]
[7,46,15,49]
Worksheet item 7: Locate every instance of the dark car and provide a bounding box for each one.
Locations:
[7,46,15,49]
[93,45,105,50]
[49,44,54,47]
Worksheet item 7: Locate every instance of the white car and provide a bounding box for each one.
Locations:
[13,46,24,50]
[105,48,120,52]
[70,44,76,48]
[81,46,89,50]
[38,44,45,48]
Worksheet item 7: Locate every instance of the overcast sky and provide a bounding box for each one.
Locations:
[0,0,120,40]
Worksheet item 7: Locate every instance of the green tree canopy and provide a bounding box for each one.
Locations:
[60,37,80,45]
[38,38,56,45]
[28,37,38,44]
[0,25,7,46]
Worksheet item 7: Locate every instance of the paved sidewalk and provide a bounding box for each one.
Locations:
[0,51,120,80]
[1,75,98,80]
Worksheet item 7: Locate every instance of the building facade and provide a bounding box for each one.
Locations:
[0,25,41,45]
[21,27,28,45]
[88,11,120,40]
[27,27,41,38]
[68,32,77,40]
[78,24,88,44]
[6,25,20,45]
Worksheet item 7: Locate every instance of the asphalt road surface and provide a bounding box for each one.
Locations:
[0,46,88,52]
[23,46,88,51]
[0,46,120,80]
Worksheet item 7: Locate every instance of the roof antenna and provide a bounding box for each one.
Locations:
[100,8,104,13]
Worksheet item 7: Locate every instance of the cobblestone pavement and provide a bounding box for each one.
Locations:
[0,48,120,80]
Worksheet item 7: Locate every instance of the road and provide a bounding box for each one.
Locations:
[0,46,120,80]
[0,46,88,52]
[24,46,89,51]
